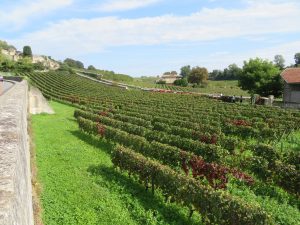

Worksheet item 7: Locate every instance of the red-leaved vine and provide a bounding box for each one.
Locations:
[99,111,109,117]
[199,134,218,145]
[181,153,254,189]
[97,123,106,137]
[230,119,251,127]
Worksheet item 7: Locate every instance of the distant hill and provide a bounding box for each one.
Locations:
[79,69,134,83]
[61,57,134,83]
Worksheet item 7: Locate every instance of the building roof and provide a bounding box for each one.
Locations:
[281,68,300,84]
[161,74,182,78]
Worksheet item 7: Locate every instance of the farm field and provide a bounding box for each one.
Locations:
[26,71,300,225]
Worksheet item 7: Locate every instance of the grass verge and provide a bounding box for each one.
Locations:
[28,114,43,225]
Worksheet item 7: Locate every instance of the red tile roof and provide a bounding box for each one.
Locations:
[281,68,300,84]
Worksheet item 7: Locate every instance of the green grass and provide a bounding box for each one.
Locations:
[129,77,158,88]
[194,80,248,96]
[128,78,248,96]
[278,131,300,152]
[32,101,202,225]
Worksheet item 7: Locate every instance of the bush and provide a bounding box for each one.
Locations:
[173,78,188,87]
[87,65,96,70]
[33,62,45,70]
[156,80,166,84]
[252,144,280,165]
[273,161,299,194]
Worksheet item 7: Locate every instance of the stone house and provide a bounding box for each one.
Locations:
[157,72,182,84]
[1,48,22,61]
[281,68,300,106]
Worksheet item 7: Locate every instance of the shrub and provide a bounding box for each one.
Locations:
[156,80,166,84]
[173,78,188,87]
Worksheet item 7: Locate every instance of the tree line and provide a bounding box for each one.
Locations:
[173,53,300,97]
[62,58,134,83]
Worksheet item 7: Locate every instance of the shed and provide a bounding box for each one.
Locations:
[281,68,300,106]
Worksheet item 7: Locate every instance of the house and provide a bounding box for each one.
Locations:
[157,71,182,84]
[281,68,300,106]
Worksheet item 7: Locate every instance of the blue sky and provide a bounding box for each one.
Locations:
[0,0,300,76]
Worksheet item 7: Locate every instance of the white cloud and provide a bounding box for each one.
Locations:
[196,40,300,71]
[98,0,161,12]
[255,40,300,65]
[209,51,230,57]
[0,0,73,29]
[13,1,300,57]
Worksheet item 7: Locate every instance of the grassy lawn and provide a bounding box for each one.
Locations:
[129,78,248,96]
[31,101,201,225]
[193,80,249,96]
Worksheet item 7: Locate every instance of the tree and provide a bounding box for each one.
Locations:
[180,65,191,78]
[274,55,285,69]
[295,53,300,66]
[209,70,222,80]
[188,67,208,85]
[64,58,84,69]
[223,64,242,80]
[88,65,96,70]
[23,46,32,57]
[238,58,282,97]
[209,64,241,80]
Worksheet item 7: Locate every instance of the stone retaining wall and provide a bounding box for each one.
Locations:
[3,76,24,82]
[0,80,34,225]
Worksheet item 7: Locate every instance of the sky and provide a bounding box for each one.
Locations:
[0,0,300,77]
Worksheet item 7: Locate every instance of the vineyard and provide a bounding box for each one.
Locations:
[25,71,300,225]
